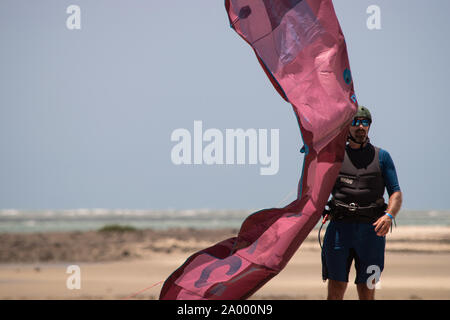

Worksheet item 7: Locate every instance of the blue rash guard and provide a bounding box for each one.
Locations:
[379,149,401,197]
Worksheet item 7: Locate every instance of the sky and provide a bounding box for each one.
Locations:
[1,0,449,211]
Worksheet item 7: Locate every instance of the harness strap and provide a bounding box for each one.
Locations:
[328,199,387,222]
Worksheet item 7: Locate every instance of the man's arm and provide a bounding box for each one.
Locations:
[386,190,403,218]
[373,190,402,236]
[375,149,403,236]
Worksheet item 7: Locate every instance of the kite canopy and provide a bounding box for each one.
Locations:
[160,0,357,300]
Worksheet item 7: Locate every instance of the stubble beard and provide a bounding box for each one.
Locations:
[354,130,367,143]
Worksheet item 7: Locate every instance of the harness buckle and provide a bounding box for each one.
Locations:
[348,203,358,212]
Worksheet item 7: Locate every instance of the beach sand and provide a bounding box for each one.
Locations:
[0,226,449,300]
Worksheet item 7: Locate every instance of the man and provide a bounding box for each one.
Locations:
[321,105,403,300]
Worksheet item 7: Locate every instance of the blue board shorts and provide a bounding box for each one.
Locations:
[321,220,386,284]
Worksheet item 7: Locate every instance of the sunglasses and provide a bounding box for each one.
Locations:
[351,119,371,127]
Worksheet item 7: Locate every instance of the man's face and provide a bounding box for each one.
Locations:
[349,117,370,143]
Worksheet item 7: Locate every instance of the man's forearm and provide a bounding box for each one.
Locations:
[386,191,402,217]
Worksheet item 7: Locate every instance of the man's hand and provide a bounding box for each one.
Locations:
[374,191,402,237]
[373,214,392,237]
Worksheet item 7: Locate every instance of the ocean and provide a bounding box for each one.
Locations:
[0,209,449,233]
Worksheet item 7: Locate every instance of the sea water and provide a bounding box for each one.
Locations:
[0,209,448,233]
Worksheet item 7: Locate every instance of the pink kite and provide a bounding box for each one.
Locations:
[160,0,357,300]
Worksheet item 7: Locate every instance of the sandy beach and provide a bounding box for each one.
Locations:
[1,226,449,300]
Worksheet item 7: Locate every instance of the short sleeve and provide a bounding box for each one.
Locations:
[379,149,401,197]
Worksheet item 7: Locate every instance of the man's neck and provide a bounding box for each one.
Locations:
[348,140,369,149]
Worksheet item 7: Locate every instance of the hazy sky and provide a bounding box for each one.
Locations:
[1,0,449,211]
